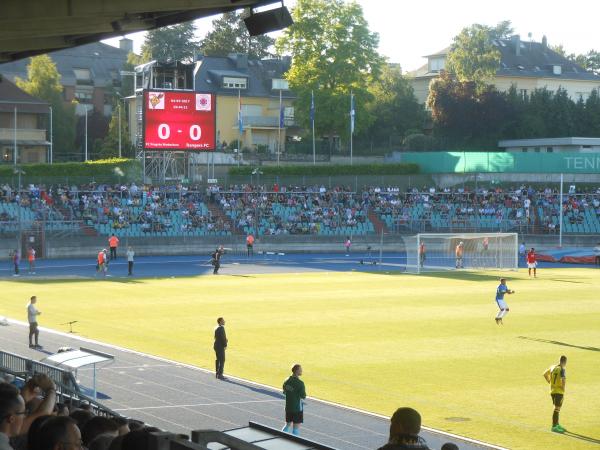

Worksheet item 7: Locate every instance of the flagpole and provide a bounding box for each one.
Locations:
[350,91,353,166]
[84,107,88,161]
[13,107,17,167]
[278,89,282,167]
[311,90,316,165]
[559,173,563,248]
[238,89,241,167]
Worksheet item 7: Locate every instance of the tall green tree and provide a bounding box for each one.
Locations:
[446,22,512,86]
[119,52,144,97]
[200,12,275,58]
[571,50,600,75]
[99,103,133,158]
[550,45,600,75]
[141,22,198,62]
[584,89,600,135]
[15,55,76,161]
[488,21,514,39]
[276,0,384,148]
[366,64,425,146]
[428,72,516,149]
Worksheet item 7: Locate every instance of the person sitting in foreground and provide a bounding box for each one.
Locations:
[377,407,431,450]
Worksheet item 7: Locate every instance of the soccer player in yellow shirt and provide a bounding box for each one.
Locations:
[543,355,567,433]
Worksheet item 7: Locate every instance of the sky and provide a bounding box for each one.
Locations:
[103,0,600,72]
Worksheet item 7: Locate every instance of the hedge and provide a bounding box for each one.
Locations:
[228,163,420,176]
[0,158,142,183]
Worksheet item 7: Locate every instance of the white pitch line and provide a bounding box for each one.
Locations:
[0,255,407,273]
[0,258,208,272]
[77,364,174,371]
[113,399,280,412]
[5,319,508,450]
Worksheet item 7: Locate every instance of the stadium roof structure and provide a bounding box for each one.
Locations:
[0,0,282,63]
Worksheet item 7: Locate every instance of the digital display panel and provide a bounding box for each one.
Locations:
[143,90,216,151]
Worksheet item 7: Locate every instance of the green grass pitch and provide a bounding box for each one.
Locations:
[2,268,599,449]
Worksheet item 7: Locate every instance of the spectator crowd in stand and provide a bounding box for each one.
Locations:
[0,372,190,450]
[214,184,369,235]
[2,182,600,236]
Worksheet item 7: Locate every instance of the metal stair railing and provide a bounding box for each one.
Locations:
[0,350,121,418]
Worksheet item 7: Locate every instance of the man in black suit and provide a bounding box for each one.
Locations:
[214,317,228,380]
[212,247,223,275]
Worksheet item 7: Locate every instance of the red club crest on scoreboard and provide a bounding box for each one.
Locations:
[143,90,216,151]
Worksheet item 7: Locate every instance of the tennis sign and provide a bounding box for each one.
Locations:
[143,90,216,151]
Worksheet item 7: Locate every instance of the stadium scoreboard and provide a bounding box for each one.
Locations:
[143,90,216,151]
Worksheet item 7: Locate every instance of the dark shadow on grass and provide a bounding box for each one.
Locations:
[3,277,158,285]
[224,379,284,400]
[362,270,505,281]
[518,336,600,352]
[546,278,586,284]
[563,431,600,445]
[418,271,508,282]
[226,274,257,278]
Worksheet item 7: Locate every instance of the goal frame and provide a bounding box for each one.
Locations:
[413,232,519,274]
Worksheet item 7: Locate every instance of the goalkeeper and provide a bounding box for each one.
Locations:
[455,241,464,269]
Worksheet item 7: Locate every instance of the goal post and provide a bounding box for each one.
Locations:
[406,233,519,274]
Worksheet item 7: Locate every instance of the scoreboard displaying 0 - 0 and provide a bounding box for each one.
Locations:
[143,90,216,151]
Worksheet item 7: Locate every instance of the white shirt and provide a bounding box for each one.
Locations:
[594,246,600,256]
[27,303,39,324]
[0,432,15,450]
[127,250,135,262]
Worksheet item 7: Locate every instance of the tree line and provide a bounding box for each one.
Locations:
[13,6,600,161]
[428,73,600,150]
[429,21,600,150]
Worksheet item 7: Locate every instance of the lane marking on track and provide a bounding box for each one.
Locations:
[113,399,280,412]
[4,319,508,450]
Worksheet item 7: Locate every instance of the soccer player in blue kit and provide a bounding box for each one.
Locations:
[495,278,515,324]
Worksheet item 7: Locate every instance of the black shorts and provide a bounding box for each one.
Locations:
[551,393,564,407]
[285,410,303,424]
[29,322,38,333]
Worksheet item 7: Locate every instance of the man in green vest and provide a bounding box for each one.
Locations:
[282,364,306,436]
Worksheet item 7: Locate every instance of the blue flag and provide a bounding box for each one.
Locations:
[279,103,285,128]
[350,93,355,135]
[310,90,315,123]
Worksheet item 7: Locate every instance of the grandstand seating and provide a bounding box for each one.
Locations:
[2,183,600,238]
[218,190,374,236]
[373,189,530,233]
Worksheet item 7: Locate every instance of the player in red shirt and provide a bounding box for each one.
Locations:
[527,247,537,278]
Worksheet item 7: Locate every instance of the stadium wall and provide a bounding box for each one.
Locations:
[1,234,598,261]
[431,172,600,187]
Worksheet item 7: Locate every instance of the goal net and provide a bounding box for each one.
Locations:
[405,233,519,274]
